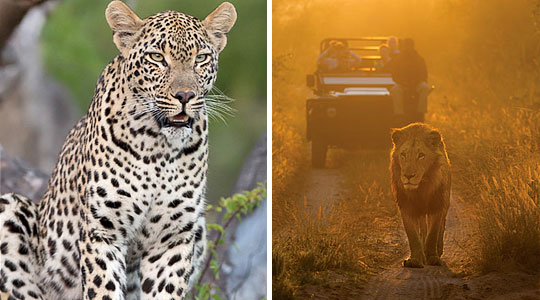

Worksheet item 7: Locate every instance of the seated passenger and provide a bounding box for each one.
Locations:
[388,38,430,116]
[387,36,400,58]
[375,44,391,72]
[317,41,362,72]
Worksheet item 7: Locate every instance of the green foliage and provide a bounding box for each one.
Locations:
[217,183,267,222]
[40,0,266,203]
[191,183,266,300]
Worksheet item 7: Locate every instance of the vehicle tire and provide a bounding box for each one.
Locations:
[312,139,327,168]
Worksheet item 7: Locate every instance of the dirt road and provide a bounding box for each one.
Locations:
[361,193,475,300]
[301,151,540,300]
[303,167,346,215]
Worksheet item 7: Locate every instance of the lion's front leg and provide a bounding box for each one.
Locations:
[437,214,447,257]
[401,211,426,268]
[425,210,447,266]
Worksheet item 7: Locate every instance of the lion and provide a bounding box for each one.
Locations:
[390,123,451,268]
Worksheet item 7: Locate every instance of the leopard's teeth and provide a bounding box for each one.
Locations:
[172,113,189,122]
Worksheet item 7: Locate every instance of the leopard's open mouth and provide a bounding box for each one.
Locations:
[159,112,193,129]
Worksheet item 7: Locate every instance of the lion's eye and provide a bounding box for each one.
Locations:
[418,153,425,159]
[195,54,209,64]
[149,52,164,63]
[400,152,406,157]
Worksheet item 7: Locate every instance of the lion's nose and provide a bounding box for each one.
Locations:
[404,173,416,180]
[172,91,196,105]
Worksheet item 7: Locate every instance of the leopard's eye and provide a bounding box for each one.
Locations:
[148,52,164,63]
[418,153,425,159]
[195,54,209,64]
[400,152,406,158]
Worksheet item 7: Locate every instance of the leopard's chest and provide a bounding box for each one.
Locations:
[118,145,207,243]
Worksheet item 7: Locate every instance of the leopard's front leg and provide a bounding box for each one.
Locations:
[139,238,194,299]
[80,227,128,300]
[78,190,137,300]
[189,215,207,288]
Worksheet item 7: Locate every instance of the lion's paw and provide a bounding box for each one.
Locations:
[426,256,442,266]
[403,257,424,268]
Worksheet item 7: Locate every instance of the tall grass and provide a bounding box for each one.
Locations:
[272,193,389,298]
[431,94,540,272]
[271,52,313,226]
[433,0,540,272]
[477,168,540,271]
[272,142,403,296]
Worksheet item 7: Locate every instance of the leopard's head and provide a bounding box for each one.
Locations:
[105,1,236,141]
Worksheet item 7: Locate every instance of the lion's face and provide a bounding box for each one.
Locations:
[392,124,443,191]
[396,139,436,190]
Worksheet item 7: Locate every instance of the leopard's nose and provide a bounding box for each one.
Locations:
[172,91,196,105]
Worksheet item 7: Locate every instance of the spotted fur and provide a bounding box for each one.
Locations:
[0,2,236,300]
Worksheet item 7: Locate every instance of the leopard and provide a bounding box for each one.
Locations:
[390,122,451,268]
[0,1,236,299]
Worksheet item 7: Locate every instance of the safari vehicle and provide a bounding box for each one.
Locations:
[306,37,426,167]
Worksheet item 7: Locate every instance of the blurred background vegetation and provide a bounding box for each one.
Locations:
[40,0,266,202]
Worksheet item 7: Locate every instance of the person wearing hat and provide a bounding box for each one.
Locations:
[317,40,362,72]
[388,38,429,118]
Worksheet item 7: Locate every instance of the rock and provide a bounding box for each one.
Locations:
[0,144,48,200]
[222,134,267,299]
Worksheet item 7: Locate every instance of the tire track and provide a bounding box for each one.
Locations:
[303,168,346,216]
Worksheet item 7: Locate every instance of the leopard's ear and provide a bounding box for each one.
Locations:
[106,1,143,56]
[203,2,237,53]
